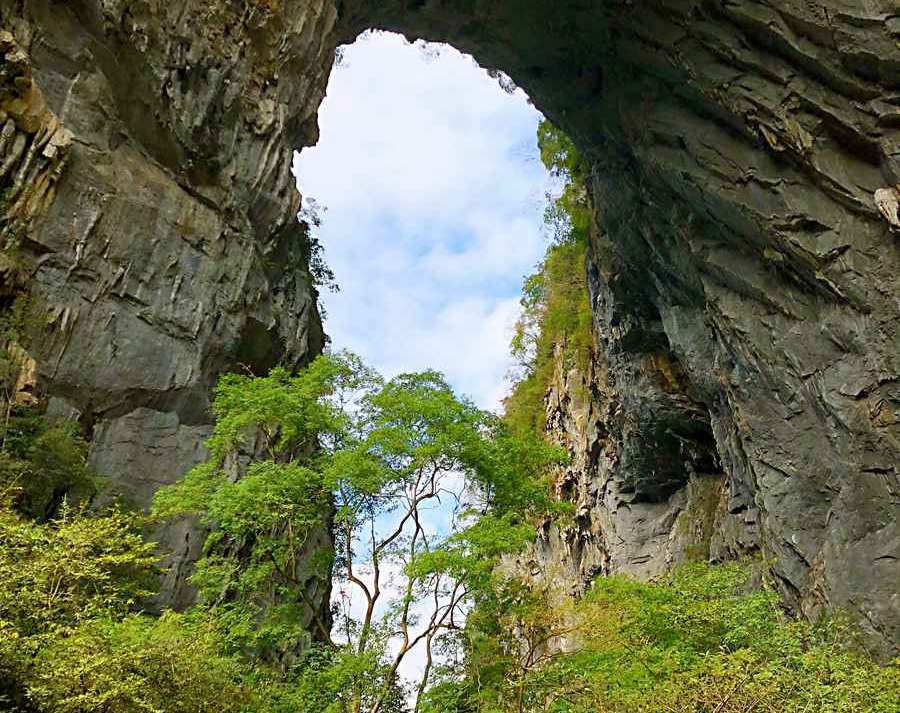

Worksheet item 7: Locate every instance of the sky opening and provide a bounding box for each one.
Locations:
[293,30,554,412]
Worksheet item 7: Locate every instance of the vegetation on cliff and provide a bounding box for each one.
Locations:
[445,120,899,713]
[503,120,593,436]
[0,368,254,711]
[26,515,886,713]
[0,345,563,712]
[0,499,250,712]
[422,561,900,713]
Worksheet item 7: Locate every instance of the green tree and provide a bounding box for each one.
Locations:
[155,353,564,712]
[154,355,375,660]
[0,410,97,520]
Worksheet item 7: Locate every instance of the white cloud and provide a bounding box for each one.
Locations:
[294,31,552,411]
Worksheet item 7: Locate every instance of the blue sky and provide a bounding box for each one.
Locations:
[293,31,553,411]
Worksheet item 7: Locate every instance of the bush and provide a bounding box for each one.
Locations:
[26,612,251,713]
[0,409,98,519]
[502,562,900,712]
[0,500,158,711]
[0,500,271,713]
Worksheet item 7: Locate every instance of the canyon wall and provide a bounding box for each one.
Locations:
[348,0,900,659]
[0,0,333,619]
[2,0,898,657]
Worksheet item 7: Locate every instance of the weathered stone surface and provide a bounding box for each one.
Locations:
[0,28,72,301]
[1,0,331,623]
[338,0,900,657]
[567,0,900,656]
[516,338,757,592]
[88,406,211,609]
[3,0,898,657]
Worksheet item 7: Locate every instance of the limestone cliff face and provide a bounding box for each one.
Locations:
[0,0,333,613]
[525,336,759,598]
[342,0,900,658]
[3,0,898,657]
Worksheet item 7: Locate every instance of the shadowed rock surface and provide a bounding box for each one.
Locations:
[0,0,331,616]
[2,0,897,657]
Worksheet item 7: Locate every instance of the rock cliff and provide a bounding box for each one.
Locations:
[2,0,898,657]
[0,0,331,612]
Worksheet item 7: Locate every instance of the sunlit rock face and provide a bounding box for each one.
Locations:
[3,0,898,656]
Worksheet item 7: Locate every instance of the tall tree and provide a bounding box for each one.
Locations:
[155,353,563,711]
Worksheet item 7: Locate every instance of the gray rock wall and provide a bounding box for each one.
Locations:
[1,0,333,618]
[343,0,900,658]
[578,1,900,658]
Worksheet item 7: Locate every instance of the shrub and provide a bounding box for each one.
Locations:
[515,562,900,712]
[26,612,251,713]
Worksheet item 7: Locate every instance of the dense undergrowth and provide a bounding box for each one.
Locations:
[3,473,897,713]
[422,562,900,713]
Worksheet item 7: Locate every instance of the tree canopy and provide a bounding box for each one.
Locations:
[153,352,564,711]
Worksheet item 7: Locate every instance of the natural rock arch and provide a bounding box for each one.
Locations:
[1,0,897,656]
[348,0,900,659]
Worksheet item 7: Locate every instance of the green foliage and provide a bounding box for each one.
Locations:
[154,353,382,657]
[298,198,339,294]
[1,346,890,713]
[0,295,81,519]
[25,612,251,713]
[154,352,564,709]
[154,353,377,519]
[536,122,591,245]
[0,495,332,713]
[0,501,157,639]
[210,461,328,541]
[264,645,408,713]
[504,239,592,437]
[424,561,900,713]
[0,354,329,711]
[0,308,189,710]
[209,353,376,459]
[505,121,593,436]
[187,460,333,653]
[0,409,98,519]
[0,499,160,711]
[536,122,583,182]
